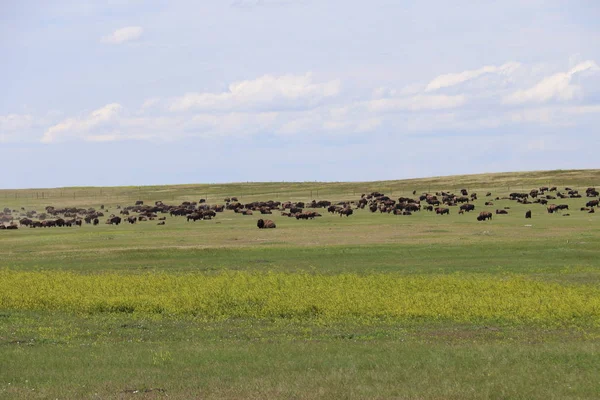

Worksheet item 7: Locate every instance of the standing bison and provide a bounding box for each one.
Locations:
[477,211,492,221]
[460,204,475,212]
[257,219,276,229]
[338,208,353,217]
[525,210,532,219]
[107,216,122,225]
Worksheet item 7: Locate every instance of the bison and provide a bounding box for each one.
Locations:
[257,219,276,229]
[338,208,353,217]
[525,210,531,219]
[477,211,492,221]
[107,216,122,225]
[460,204,475,212]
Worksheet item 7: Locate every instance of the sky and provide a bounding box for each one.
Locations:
[1,0,599,189]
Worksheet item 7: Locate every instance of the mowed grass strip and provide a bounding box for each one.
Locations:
[2,270,599,326]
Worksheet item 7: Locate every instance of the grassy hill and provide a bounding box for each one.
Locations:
[2,168,600,209]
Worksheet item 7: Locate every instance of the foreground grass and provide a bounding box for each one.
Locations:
[1,312,599,399]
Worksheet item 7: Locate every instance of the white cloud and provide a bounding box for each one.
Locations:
[503,60,600,104]
[368,94,466,113]
[141,97,160,109]
[42,103,123,143]
[0,114,33,131]
[169,73,341,112]
[425,62,520,92]
[0,114,34,142]
[30,61,600,144]
[101,26,143,44]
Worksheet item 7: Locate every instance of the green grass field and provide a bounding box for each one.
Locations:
[1,169,600,399]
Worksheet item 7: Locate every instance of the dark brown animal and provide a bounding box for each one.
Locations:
[257,219,276,229]
[477,211,492,221]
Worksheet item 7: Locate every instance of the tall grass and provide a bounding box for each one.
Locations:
[2,270,598,326]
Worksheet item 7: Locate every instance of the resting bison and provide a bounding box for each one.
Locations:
[495,209,508,215]
[525,210,531,219]
[257,219,276,229]
[477,211,492,221]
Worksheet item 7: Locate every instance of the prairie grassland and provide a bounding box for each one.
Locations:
[1,169,600,399]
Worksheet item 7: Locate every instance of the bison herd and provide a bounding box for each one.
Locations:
[1,185,598,230]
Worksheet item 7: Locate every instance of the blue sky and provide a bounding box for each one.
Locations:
[1,0,599,189]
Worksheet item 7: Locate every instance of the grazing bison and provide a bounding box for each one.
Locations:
[460,204,475,212]
[187,213,202,222]
[525,210,532,219]
[586,200,599,208]
[257,219,276,229]
[435,207,450,215]
[93,218,99,226]
[135,200,144,205]
[19,218,33,226]
[107,216,122,225]
[338,208,353,217]
[477,211,492,221]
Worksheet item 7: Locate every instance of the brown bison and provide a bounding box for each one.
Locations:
[477,211,492,221]
[495,209,508,215]
[460,204,475,212]
[435,207,450,215]
[257,219,276,229]
[525,210,531,219]
[107,216,122,225]
[338,208,353,217]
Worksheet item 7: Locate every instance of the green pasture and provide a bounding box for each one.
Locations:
[1,169,600,399]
